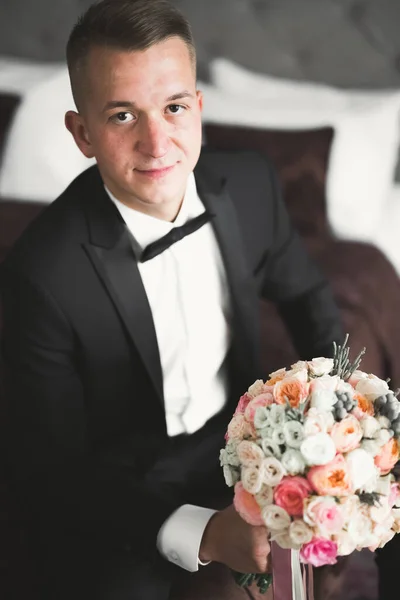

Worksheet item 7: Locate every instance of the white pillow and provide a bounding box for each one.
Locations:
[374,184,400,276]
[207,58,400,242]
[0,56,63,96]
[0,67,95,202]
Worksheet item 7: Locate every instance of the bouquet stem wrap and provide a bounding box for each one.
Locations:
[234,545,314,599]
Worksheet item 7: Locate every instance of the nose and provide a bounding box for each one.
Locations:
[136,115,170,158]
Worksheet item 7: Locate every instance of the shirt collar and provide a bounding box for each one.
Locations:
[105,172,203,250]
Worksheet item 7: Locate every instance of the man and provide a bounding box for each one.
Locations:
[0,1,343,598]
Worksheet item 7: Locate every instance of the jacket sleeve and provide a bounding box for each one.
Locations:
[1,266,180,560]
[260,163,344,359]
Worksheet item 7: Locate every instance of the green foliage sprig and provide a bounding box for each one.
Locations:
[331,334,366,381]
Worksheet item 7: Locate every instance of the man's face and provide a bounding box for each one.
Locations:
[66,37,203,220]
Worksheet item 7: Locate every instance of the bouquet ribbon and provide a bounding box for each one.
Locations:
[271,544,314,600]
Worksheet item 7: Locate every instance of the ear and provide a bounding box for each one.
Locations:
[196,89,203,113]
[65,110,95,158]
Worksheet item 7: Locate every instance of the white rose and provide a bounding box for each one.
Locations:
[336,380,356,397]
[268,367,286,381]
[248,379,266,399]
[237,440,265,467]
[262,456,286,486]
[219,439,240,467]
[254,406,270,429]
[261,437,282,459]
[369,499,391,524]
[376,415,391,429]
[268,405,286,427]
[304,407,335,436]
[361,439,381,457]
[272,425,286,446]
[300,432,336,466]
[392,508,400,532]
[271,530,296,549]
[290,360,308,372]
[375,428,393,447]
[345,448,378,491]
[347,509,374,546]
[334,532,357,556]
[223,464,240,487]
[283,420,305,449]
[361,416,381,439]
[340,495,360,524]
[241,465,263,494]
[262,504,291,531]
[289,519,314,546]
[310,375,339,411]
[307,357,334,377]
[281,449,306,475]
[356,375,389,401]
[259,424,274,439]
[286,365,308,383]
[375,475,392,497]
[255,484,274,507]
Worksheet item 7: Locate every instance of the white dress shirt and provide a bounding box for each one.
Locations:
[107,173,231,571]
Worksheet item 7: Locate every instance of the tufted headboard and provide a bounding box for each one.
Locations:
[1,0,400,89]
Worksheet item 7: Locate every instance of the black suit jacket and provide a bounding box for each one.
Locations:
[0,149,343,563]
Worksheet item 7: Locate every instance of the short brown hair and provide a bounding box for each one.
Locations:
[66,0,196,110]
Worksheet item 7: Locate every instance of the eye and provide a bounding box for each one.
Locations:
[166,104,185,115]
[111,112,135,124]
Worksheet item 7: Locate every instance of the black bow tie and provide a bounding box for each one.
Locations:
[140,211,214,262]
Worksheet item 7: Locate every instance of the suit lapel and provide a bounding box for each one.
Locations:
[82,168,163,403]
[195,161,262,384]
[80,160,261,408]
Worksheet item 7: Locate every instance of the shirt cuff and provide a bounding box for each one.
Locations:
[157,504,217,572]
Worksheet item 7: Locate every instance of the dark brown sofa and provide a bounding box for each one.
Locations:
[1,92,399,599]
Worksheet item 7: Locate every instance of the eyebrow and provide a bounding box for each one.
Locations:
[102,91,195,113]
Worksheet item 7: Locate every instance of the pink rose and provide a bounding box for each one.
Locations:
[274,475,312,517]
[233,482,264,526]
[244,392,274,422]
[234,393,252,416]
[300,537,338,567]
[304,496,344,535]
[308,454,353,497]
[225,413,254,442]
[330,415,363,453]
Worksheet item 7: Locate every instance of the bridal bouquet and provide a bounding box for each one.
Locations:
[220,337,400,594]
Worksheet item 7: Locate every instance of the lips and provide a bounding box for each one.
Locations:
[135,165,176,179]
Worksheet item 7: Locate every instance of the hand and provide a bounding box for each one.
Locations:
[199,504,271,573]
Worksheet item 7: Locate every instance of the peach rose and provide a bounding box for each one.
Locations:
[237,440,264,466]
[330,415,363,453]
[273,475,312,517]
[308,454,353,497]
[244,392,274,422]
[274,377,309,408]
[375,438,399,475]
[266,368,286,386]
[233,481,264,526]
[352,392,374,420]
[300,537,338,567]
